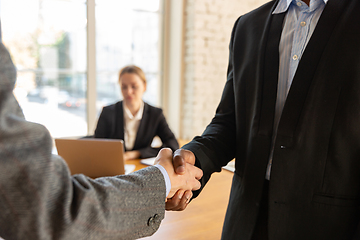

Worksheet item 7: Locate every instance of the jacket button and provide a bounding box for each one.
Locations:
[153,214,160,222]
[280,145,286,149]
[147,216,154,226]
[147,214,160,226]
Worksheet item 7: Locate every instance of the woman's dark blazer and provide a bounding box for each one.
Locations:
[94,101,179,158]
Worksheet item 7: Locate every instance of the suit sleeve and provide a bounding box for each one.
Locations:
[182,18,239,197]
[0,43,166,240]
[137,110,179,158]
[0,120,166,240]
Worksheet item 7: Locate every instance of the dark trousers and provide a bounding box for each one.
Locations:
[251,180,269,240]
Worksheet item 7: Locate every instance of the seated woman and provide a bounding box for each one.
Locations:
[94,65,179,160]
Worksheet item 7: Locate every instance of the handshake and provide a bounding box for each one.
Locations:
[154,148,203,211]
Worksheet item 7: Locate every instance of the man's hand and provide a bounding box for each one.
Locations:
[172,149,196,175]
[155,148,203,199]
[165,190,193,211]
[165,148,200,211]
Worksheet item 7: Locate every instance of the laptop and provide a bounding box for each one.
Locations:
[55,138,126,178]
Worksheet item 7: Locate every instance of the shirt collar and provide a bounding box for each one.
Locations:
[123,101,144,120]
[273,0,328,14]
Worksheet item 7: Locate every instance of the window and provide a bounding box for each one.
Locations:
[95,0,162,110]
[1,0,163,138]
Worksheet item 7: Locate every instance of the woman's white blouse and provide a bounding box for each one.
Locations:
[123,101,144,150]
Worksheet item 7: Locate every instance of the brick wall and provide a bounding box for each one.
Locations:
[180,0,269,140]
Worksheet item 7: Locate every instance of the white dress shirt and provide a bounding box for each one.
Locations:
[123,101,144,150]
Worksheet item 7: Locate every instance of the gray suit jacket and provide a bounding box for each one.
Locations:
[0,43,165,239]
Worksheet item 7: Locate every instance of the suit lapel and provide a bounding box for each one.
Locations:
[258,10,286,137]
[114,101,125,143]
[277,0,348,140]
[133,103,148,150]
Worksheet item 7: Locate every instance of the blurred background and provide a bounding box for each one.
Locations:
[2,0,161,138]
[1,0,267,140]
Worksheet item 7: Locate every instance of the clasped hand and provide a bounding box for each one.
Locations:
[155,148,202,211]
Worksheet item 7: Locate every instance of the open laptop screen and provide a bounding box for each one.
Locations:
[55,138,125,178]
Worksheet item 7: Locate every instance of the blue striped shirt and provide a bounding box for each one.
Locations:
[266,0,327,179]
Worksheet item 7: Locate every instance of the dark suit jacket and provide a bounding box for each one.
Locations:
[94,101,179,158]
[183,0,360,239]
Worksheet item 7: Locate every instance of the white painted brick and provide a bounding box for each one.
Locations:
[180,0,269,140]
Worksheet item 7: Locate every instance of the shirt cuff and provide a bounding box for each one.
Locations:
[154,164,171,197]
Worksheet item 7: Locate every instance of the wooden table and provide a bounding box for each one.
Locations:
[126,159,234,240]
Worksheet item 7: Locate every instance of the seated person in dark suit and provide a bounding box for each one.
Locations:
[94,65,179,160]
